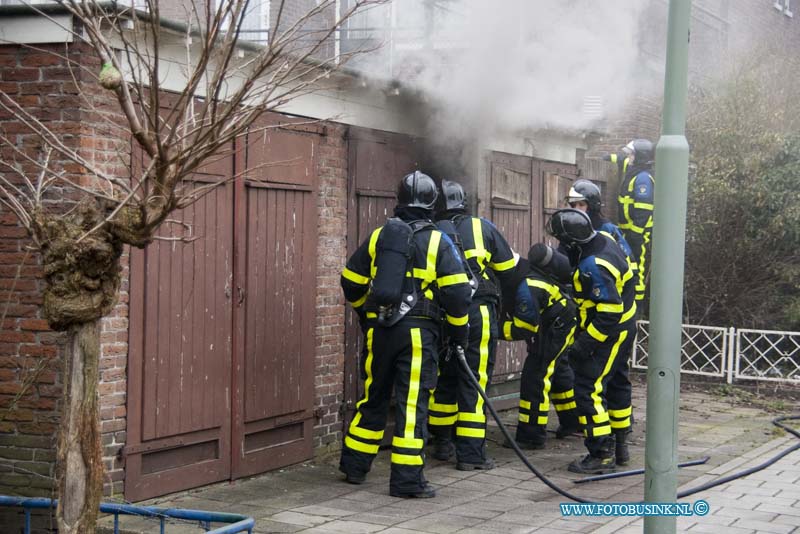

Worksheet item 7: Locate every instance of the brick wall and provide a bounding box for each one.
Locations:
[312,123,348,453]
[0,42,132,511]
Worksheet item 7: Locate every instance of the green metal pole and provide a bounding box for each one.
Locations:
[644,0,691,533]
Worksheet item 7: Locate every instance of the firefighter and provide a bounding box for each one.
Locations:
[499,243,581,449]
[566,179,634,263]
[427,180,517,471]
[546,209,636,474]
[567,179,638,433]
[339,171,472,498]
[604,139,655,304]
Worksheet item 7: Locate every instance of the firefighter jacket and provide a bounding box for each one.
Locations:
[571,233,637,354]
[341,218,472,342]
[500,266,571,343]
[617,166,654,239]
[438,212,518,303]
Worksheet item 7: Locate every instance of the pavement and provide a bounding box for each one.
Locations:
[99,378,800,534]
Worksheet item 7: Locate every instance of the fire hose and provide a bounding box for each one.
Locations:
[452,345,800,503]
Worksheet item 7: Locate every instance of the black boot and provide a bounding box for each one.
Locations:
[568,439,616,475]
[614,430,630,466]
[567,452,616,474]
[431,436,455,461]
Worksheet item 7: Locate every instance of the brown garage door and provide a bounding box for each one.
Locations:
[126,119,320,501]
[489,152,577,381]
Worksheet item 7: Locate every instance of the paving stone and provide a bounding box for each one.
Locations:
[394,512,485,533]
[730,519,796,533]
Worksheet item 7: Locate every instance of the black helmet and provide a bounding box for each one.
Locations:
[546,208,596,245]
[567,179,602,214]
[440,180,467,211]
[625,139,654,165]
[397,171,438,209]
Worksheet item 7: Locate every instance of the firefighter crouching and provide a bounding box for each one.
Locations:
[427,180,517,471]
[547,209,636,474]
[498,244,581,449]
[338,171,472,498]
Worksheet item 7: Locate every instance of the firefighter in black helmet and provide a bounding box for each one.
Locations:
[547,209,637,474]
[339,171,472,498]
[604,139,655,304]
[427,179,517,470]
[567,179,638,276]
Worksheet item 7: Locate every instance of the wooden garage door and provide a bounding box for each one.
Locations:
[127,119,320,500]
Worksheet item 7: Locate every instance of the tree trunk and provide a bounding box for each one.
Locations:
[56,320,103,534]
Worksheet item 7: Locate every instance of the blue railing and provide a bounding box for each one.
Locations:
[0,496,255,534]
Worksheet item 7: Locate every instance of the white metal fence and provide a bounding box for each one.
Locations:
[631,321,800,384]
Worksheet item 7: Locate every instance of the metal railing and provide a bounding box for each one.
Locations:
[632,320,800,384]
[0,496,255,534]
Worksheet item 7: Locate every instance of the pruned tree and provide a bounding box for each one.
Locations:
[0,0,382,532]
[685,46,800,330]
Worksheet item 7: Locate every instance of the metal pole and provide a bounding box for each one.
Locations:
[644,0,691,533]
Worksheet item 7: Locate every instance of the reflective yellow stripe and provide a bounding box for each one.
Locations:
[590,425,612,437]
[350,293,368,308]
[429,415,457,425]
[538,403,549,411]
[610,419,630,429]
[345,436,379,454]
[355,329,375,411]
[609,406,632,417]
[555,402,577,411]
[438,273,469,287]
[391,453,423,465]
[488,256,516,272]
[447,313,469,326]
[458,412,485,423]
[592,412,610,423]
[457,427,485,438]
[429,401,458,413]
[350,424,383,441]
[475,306,491,416]
[342,267,370,285]
[404,329,423,440]
[424,231,440,282]
[468,218,488,272]
[633,202,654,210]
[519,413,530,423]
[537,416,548,425]
[514,316,538,333]
[519,399,531,410]
[503,321,512,340]
[368,227,381,278]
[393,436,423,449]
[589,331,627,429]
[587,323,608,342]
[578,415,587,425]
[597,302,624,313]
[620,303,637,323]
[550,389,574,400]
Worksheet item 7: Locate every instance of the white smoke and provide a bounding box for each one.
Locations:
[354,0,651,142]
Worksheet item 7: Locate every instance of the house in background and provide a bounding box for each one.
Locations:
[0,0,797,519]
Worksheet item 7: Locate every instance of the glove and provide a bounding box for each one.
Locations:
[447,324,469,353]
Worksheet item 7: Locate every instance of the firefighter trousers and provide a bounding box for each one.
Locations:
[570,321,635,456]
[428,303,497,465]
[339,320,439,494]
[516,318,578,443]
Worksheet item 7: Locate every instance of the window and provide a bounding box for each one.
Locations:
[775,0,793,18]
[240,0,270,42]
